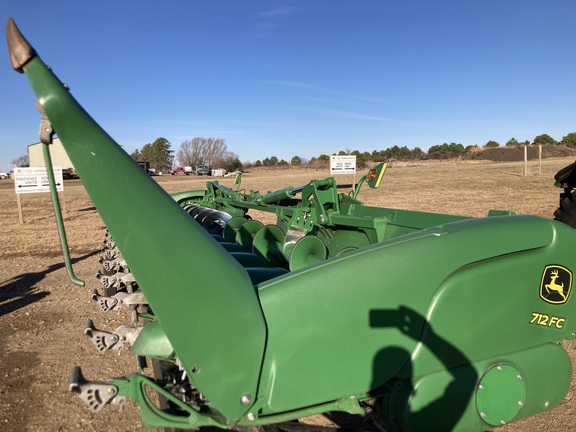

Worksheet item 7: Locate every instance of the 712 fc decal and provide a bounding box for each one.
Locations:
[530,312,565,329]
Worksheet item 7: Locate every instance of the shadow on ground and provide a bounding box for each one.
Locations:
[0,250,99,316]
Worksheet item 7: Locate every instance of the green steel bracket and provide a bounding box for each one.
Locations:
[113,373,225,429]
[113,315,373,429]
[233,171,242,191]
[299,178,339,225]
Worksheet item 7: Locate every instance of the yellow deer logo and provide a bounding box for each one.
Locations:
[540,265,572,305]
[545,270,565,300]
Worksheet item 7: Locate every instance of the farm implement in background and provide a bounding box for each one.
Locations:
[8,17,576,431]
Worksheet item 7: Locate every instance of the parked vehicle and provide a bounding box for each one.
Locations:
[170,166,193,175]
[196,165,210,176]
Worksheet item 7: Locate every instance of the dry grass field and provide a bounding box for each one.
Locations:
[1,157,576,431]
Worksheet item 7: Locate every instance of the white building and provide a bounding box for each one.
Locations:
[28,138,77,178]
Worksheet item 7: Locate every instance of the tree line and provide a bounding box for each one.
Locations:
[9,131,576,172]
[249,132,576,169]
[129,137,241,173]
[125,131,576,175]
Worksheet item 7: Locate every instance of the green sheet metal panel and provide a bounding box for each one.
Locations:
[20,53,266,420]
[256,215,554,413]
[411,218,576,378]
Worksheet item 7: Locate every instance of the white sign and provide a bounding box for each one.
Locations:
[330,155,356,175]
[14,166,64,194]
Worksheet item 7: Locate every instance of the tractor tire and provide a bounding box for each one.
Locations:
[554,191,576,229]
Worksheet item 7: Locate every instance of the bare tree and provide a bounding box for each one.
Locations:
[177,138,203,168]
[200,137,228,168]
[177,137,228,168]
[11,154,29,167]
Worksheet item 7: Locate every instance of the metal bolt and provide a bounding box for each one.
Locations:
[545,401,550,408]
[107,388,115,394]
[349,395,356,399]
[191,365,200,373]
[247,413,255,421]
[517,374,523,380]
[478,384,484,390]
[480,412,486,418]
[497,365,503,372]
[240,394,251,405]
[518,401,524,407]
[500,420,506,425]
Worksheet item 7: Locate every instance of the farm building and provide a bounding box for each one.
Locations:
[28,138,77,178]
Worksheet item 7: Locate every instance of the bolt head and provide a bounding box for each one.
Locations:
[240,394,251,405]
[247,413,255,421]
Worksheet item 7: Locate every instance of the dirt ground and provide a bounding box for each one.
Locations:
[2,158,576,431]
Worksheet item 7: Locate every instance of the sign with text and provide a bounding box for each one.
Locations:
[14,166,64,194]
[330,155,356,175]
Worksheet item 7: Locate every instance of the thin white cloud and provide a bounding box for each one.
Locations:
[293,106,395,122]
[264,80,385,104]
[265,80,318,89]
[259,7,294,17]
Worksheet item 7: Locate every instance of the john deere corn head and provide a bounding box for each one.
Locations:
[8,18,576,431]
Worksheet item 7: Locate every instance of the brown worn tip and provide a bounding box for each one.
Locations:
[6,18,37,72]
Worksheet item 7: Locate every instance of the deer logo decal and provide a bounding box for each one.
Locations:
[540,265,572,304]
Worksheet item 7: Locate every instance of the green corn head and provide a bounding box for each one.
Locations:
[7,18,576,431]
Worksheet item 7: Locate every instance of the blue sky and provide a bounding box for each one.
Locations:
[2,1,576,172]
